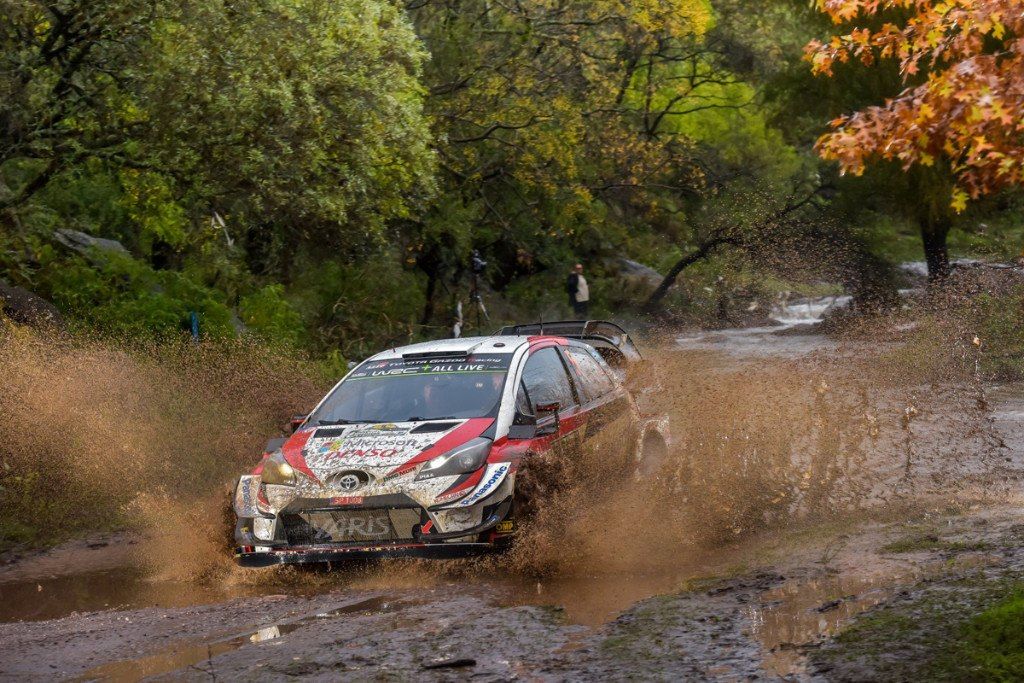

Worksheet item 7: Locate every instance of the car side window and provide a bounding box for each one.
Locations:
[566,346,617,399]
[520,347,577,410]
[514,379,533,418]
[586,346,621,388]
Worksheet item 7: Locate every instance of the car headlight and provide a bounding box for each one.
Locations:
[415,438,491,480]
[260,450,295,486]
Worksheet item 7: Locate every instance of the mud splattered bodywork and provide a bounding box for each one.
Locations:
[233,325,668,566]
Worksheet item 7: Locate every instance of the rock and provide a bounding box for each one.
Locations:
[421,657,476,669]
[229,311,251,335]
[53,229,128,260]
[0,281,65,330]
[815,599,843,613]
[608,258,664,289]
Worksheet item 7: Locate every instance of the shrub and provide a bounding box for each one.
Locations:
[239,284,305,347]
[39,252,234,339]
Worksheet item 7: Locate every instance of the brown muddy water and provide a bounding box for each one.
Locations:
[1,312,1023,680]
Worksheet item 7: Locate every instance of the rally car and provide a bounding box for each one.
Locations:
[233,320,669,567]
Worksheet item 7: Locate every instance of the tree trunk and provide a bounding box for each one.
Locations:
[643,237,732,312]
[920,216,951,282]
[420,268,438,327]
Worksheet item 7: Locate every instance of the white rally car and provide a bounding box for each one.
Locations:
[233,321,669,566]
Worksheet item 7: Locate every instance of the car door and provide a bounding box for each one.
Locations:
[515,344,583,456]
[563,343,639,467]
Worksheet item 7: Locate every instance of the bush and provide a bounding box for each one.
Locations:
[38,251,234,339]
[239,284,305,347]
[290,253,426,360]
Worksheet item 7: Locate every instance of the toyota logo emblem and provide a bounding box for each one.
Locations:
[338,473,362,491]
[328,470,368,492]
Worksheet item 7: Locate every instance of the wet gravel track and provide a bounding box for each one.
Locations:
[3,318,1024,682]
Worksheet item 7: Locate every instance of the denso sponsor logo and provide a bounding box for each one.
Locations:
[457,464,509,507]
[314,448,402,462]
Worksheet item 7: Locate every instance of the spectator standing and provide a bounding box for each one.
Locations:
[565,262,590,318]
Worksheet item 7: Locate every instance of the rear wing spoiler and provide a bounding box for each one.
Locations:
[497,320,642,366]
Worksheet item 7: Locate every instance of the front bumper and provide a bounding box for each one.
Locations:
[235,540,504,567]
[234,495,513,566]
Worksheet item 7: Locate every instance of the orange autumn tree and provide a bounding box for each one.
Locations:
[805,0,1024,278]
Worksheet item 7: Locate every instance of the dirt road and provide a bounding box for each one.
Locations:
[2,320,1023,681]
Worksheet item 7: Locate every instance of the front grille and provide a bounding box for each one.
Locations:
[282,508,422,545]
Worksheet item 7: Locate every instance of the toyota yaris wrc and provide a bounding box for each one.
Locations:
[233,321,669,566]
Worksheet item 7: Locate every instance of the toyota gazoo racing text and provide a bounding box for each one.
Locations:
[232,321,670,566]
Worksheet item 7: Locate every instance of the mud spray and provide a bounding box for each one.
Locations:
[0,324,324,584]
[496,319,1009,579]
[0,310,1011,592]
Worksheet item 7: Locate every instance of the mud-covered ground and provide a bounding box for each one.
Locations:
[4,504,1023,682]
[2,320,1023,681]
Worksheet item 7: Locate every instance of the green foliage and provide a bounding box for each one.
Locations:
[239,284,304,347]
[3,0,1023,358]
[290,253,426,360]
[1,0,435,271]
[407,0,730,296]
[39,252,234,338]
[139,0,436,254]
[118,170,189,252]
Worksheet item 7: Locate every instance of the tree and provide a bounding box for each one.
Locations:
[1,0,435,278]
[406,0,759,324]
[806,0,1024,279]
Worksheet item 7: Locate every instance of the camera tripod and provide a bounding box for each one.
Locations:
[452,250,490,338]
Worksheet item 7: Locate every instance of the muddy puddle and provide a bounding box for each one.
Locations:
[0,567,269,623]
[70,596,408,682]
[754,571,907,677]
[0,551,714,627]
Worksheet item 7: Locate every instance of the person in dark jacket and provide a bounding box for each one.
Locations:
[565,263,590,318]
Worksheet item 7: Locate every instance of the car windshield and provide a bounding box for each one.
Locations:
[308,354,512,424]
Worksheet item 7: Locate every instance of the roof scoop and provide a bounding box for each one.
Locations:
[402,340,486,360]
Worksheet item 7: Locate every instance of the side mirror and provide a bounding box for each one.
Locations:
[535,401,561,436]
[289,414,308,433]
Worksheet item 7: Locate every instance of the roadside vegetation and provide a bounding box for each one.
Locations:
[813,576,1024,681]
[4,0,1024,360]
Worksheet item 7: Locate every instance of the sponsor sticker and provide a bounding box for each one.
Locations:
[457,464,509,507]
[347,355,512,381]
[234,475,260,516]
[304,427,448,470]
[364,423,406,432]
[496,520,515,534]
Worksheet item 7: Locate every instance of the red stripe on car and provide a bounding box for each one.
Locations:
[281,428,320,483]
[385,417,494,478]
[436,466,486,502]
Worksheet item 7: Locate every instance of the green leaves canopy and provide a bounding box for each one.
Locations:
[1,0,435,253]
